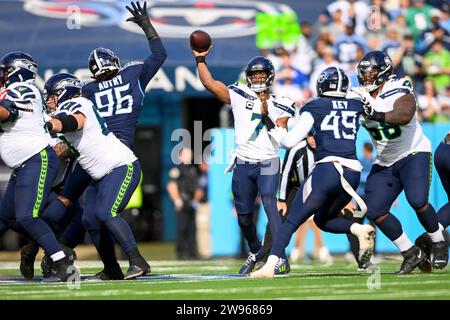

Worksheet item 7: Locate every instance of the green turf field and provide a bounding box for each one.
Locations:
[0,259,449,300]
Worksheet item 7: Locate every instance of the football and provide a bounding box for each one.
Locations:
[189,30,212,52]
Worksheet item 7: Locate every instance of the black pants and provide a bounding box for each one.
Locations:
[176,207,197,259]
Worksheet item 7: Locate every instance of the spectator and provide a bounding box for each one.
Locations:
[319,9,347,43]
[333,21,368,73]
[417,78,442,122]
[406,0,435,40]
[416,9,450,53]
[380,24,402,58]
[291,21,319,76]
[391,32,425,92]
[276,51,309,88]
[326,0,370,36]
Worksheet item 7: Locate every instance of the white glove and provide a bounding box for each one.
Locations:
[268,126,288,145]
[351,87,376,117]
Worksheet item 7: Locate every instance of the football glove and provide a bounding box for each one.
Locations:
[268,126,288,145]
[126,1,158,39]
[0,99,19,123]
[351,87,385,122]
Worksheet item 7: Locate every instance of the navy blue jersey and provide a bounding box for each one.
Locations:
[301,97,364,161]
[82,38,166,148]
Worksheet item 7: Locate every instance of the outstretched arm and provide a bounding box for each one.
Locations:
[269,112,314,149]
[125,1,167,87]
[193,47,231,104]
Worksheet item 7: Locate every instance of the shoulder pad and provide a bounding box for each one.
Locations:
[122,61,144,70]
[169,167,181,179]
[6,83,38,102]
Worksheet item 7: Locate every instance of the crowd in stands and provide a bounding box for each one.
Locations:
[260,0,450,123]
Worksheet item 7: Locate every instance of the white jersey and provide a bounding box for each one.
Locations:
[362,77,431,167]
[228,82,295,162]
[55,97,137,180]
[0,82,51,168]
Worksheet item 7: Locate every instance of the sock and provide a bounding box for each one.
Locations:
[237,214,261,253]
[416,204,439,233]
[343,216,363,262]
[88,228,119,270]
[104,217,137,254]
[374,213,403,241]
[393,233,414,252]
[18,218,62,256]
[437,202,450,229]
[261,195,282,244]
[271,217,299,258]
[42,199,69,225]
[428,228,445,243]
[50,251,65,262]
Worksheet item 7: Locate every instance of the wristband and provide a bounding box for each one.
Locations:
[195,56,206,65]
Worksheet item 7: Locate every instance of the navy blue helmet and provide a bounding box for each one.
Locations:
[44,73,82,104]
[0,51,38,85]
[316,66,349,98]
[244,56,275,93]
[357,50,393,92]
[88,48,121,80]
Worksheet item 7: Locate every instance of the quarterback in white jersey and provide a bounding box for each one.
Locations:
[228,81,295,162]
[352,51,447,273]
[193,47,293,275]
[44,73,150,280]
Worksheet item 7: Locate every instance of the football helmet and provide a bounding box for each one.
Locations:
[44,73,82,104]
[357,50,393,92]
[0,51,38,85]
[316,66,349,98]
[244,56,275,93]
[88,48,120,81]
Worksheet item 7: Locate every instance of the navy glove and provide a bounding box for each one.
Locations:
[126,1,158,39]
[0,99,19,123]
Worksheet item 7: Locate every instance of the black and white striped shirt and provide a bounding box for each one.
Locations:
[279,140,315,201]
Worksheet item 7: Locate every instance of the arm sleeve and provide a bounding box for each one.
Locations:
[139,37,167,88]
[280,111,314,149]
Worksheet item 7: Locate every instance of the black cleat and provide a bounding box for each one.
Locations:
[42,256,78,283]
[41,253,53,278]
[395,245,427,275]
[20,242,39,279]
[239,247,265,275]
[124,262,150,280]
[431,241,448,269]
[415,232,432,260]
[90,264,124,280]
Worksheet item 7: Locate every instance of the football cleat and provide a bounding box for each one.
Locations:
[249,255,278,279]
[395,245,427,275]
[91,264,124,281]
[42,255,78,283]
[274,257,290,275]
[124,264,149,280]
[41,246,77,279]
[20,242,39,279]
[430,241,448,269]
[415,232,432,260]
[239,247,265,275]
[41,253,53,278]
[355,225,375,265]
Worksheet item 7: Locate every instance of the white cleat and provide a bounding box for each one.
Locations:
[249,255,278,279]
[357,225,375,265]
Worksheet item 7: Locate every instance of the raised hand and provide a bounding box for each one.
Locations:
[126,1,159,39]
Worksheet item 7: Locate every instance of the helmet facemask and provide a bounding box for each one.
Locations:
[246,70,272,93]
